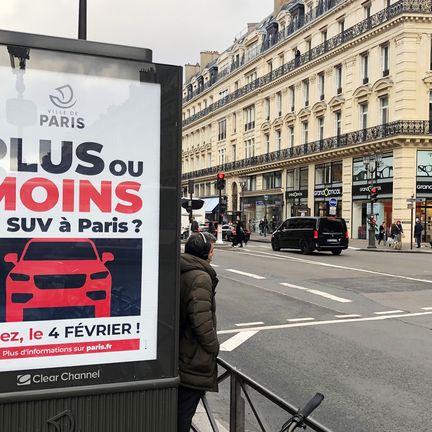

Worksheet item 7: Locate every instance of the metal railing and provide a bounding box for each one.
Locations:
[183,0,432,125]
[182,120,432,181]
[192,357,333,432]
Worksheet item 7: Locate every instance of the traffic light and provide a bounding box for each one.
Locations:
[370,186,378,203]
[220,195,227,213]
[216,172,226,190]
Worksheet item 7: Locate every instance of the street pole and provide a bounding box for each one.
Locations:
[216,188,223,244]
[410,194,414,250]
[78,0,87,40]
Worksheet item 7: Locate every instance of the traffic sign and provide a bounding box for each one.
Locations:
[329,197,337,207]
[407,197,427,203]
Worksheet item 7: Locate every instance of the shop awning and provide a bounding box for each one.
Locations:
[202,197,219,213]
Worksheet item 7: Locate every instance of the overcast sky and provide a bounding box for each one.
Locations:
[0,0,272,67]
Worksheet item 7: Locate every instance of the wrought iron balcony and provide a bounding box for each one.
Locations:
[182,120,432,181]
[183,0,432,126]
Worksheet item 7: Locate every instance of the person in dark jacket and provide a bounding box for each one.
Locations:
[190,217,199,233]
[414,218,423,248]
[178,232,219,432]
[234,220,245,247]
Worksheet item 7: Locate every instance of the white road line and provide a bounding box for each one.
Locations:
[280,282,352,303]
[219,330,258,351]
[237,249,432,285]
[374,310,404,315]
[226,269,266,279]
[335,314,361,318]
[235,321,264,327]
[348,246,361,250]
[217,311,432,335]
[287,317,315,322]
[421,307,432,310]
[210,263,219,267]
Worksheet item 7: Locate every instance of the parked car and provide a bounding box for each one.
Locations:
[222,224,251,244]
[271,217,348,255]
[4,238,114,322]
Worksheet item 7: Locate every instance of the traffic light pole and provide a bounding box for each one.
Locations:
[216,188,223,244]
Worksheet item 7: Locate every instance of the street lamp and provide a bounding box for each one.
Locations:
[362,153,382,248]
[239,176,247,224]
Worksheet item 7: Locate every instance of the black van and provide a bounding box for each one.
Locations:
[271,217,349,255]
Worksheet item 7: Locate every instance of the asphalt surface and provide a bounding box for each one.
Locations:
[199,242,432,432]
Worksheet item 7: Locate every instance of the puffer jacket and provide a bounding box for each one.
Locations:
[179,253,219,391]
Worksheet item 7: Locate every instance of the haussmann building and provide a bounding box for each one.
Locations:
[181,0,432,242]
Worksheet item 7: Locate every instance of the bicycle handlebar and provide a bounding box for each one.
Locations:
[297,392,324,419]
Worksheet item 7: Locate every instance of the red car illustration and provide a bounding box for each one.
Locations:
[4,238,114,322]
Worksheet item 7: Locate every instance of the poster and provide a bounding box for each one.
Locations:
[0,65,160,374]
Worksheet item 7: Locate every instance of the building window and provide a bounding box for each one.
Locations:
[318,72,325,100]
[303,79,309,106]
[429,91,432,122]
[335,64,342,94]
[380,96,389,124]
[321,28,327,46]
[360,103,368,129]
[335,111,342,136]
[264,97,271,120]
[232,113,237,133]
[218,119,227,141]
[381,43,390,76]
[244,106,255,131]
[247,175,257,191]
[276,92,282,117]
[219,89,228,100]
[245,71,257,84]
[364,1,371,19]
[218,148,226,165]
[263,171,282,189]
[315,161,342,185]
[338,17,345,34]
[302,121,309,144]
[267,60,273,74]
[276,130,282,151]
[289,86,295,112]
[317,117,324,141]
[244,138,255,158]
[265,134,270,153]
[361,52,369,84]
[231,144,236,162]
[289,126,295,147]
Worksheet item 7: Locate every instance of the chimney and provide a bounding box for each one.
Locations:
[184,63,200,82]
[200,51,219,72]
[274,0,286,15]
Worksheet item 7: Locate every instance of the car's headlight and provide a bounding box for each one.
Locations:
[9,273,30,281]
[90,271,109,280]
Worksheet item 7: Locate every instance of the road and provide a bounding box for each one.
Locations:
[205,243,432,432]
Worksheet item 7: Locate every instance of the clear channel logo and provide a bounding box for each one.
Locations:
[49,84,77,109]
[16,370,101,386]
[16,374,32,386]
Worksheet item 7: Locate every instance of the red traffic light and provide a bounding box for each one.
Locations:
[217,172,225,180]
[370,187,378,194]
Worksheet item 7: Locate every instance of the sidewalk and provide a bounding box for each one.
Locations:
[248,232,432,253]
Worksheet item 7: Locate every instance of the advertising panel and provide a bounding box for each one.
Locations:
[0,64,160,379]
[417,150,432,196]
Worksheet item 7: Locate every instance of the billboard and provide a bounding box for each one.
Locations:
[0,60,163,390]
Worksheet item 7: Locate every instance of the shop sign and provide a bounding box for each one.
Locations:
[416,180,432,195]
[313,186,342,198]
[286,190,308,199]
[352,182,393,196]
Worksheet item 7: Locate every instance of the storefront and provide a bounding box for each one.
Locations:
[243,194,284,232]
[286,167,309,218]
[314,161,343,217]
[351,154,393,239]
[416,150,432,242]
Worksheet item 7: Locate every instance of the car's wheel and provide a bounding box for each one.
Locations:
[272,238,281,251]
[300,240,312,255]
[331,249,342,255]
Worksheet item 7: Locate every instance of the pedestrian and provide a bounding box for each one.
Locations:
[235,220,245,247]
[178,232,219,432]
[378,222,386,245]
[190,217,199,233]
[414,218,423,248]
[259,219,264,236]
[390,220,403,250]
[263,217,269,237]
[208,221,215,235]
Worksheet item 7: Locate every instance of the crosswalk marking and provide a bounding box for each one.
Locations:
[220,331,258,351]
[335,314,361,318]
[287,317,314,322]
[235,321,264,327]
[280,282,352,303]
[374,310,404,315]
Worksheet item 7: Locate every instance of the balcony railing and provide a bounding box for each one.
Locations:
[182,120,432,180]
[183,0,432,127]
[192,357,332,432]
[183,0,348,104]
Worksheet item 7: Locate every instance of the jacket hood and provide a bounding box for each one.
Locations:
[180,253,217,280]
